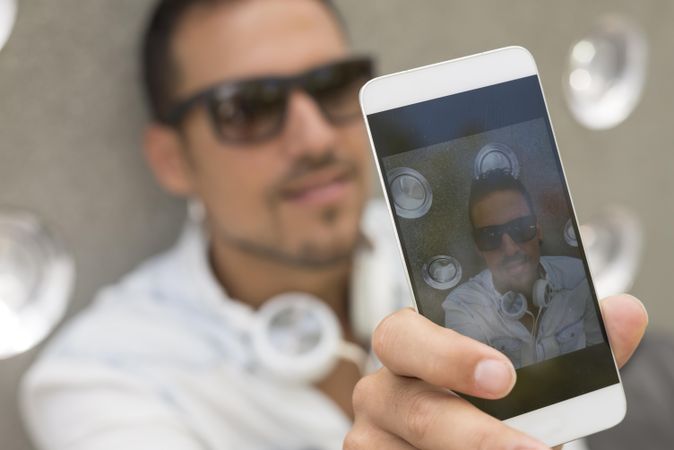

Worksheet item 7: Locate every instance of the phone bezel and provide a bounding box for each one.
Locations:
[359,46,625,447]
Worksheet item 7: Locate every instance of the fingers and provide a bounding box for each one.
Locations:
[600,294,648,368]
[351,369,550,450]
[373,308,516,399]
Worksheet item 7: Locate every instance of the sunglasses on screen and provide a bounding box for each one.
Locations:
[473,215,538,251]
[162,57,374,144]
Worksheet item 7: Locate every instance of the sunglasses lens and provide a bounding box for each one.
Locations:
[210,82,286,142]
[307,60,372,123]
[474,228,503,251]
[474,216,537,251]
[508,216,537,243]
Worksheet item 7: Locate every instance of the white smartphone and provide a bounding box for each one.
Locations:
[360,46,625,446]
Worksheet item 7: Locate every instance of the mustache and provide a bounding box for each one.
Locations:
[274,151,358,189]
[500,252,529,269]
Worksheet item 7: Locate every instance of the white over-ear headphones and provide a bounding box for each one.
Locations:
[188,199,410,383]
[250,292,369,384]
[499,279,552,320]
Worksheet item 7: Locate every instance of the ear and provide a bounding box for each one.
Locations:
[143,123,195,196]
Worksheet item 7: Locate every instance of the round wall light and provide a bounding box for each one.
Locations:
[580,207,642,298]
[564,219,578,247]
[388,167,433,219]
[422,255,462,290]
[0,0,16,52]
[474,143,520,179]
[563,15,648,130]
[0,208,74,359]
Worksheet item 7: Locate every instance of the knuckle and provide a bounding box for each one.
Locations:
[473,429,495,450]
[342,429,366,450]
[342,424,383,450]
[372,309,408,359]
[404,390,440,443]
[351,373,378,414]
[469,420,513,450]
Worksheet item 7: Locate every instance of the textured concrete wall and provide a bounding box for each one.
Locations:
[0,1,181,449]
[1,1,673,448]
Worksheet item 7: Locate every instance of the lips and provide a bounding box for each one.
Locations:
[502,255,529,273]
[278,166,356,206]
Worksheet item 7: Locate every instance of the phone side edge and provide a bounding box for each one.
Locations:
[359,83,421,315]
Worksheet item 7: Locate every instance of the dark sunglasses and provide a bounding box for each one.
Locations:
[473,215,538,251]
[162,57,374,144]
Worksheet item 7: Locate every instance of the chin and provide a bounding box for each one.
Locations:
[293,207,362,262]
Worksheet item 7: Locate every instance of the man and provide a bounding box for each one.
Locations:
[20,1,647,449]
[442,170,602,368]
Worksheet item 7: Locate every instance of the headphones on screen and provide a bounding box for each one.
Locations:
[498,278,553,321]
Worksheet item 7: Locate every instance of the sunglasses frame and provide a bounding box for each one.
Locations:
[161,56,374,145]
[473,214,538,252]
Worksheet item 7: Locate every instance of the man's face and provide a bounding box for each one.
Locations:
[471,190,542,295]
[169,0,372,267]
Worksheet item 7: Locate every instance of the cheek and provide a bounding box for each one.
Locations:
[522,241,541,260]
[339,125,373,181]
[482,251,503,269]
[188,140,287,224]
[340,121,368,151]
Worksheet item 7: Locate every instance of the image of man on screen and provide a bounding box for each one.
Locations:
[441,169,603,368]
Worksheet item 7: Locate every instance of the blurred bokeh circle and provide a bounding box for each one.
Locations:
[0,208,75,359]
[564,15,648,130]
[580,207,643,298]
[0,0,16,52]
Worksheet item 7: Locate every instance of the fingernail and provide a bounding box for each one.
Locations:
[474,359,515,396]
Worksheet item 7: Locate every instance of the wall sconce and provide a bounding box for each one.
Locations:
[0,0,16,52]
[0,208,74,359]
[563,15,648,130]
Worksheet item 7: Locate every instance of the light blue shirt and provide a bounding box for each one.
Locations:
[442,256,603,368]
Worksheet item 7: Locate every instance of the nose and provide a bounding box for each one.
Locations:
[500,232,520,256]
[280,89,338,159]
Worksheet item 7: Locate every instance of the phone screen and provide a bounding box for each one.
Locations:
[366,75,619,420]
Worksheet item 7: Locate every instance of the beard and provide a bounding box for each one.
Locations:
[215,223,361,269]
[493,252,540,295]
[212,150,367,269]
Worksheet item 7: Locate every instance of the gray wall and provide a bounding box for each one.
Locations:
[1,1,672,448]
[0,2,181,449]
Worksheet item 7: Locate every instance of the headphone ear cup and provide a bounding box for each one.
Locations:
[252,293,341,384]
[532,279,551,309]
[499,291,528,320]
